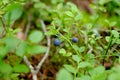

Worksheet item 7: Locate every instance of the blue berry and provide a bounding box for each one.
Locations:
[72,37,78,43]
[53,38,61,46]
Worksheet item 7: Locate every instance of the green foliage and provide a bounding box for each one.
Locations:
[1,0,120,80]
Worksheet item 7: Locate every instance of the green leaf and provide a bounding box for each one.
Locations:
[15,41,27,57]
[0,62,12,74]
[65,52,72,57]
[79,46,85,53]
[65,11,74,17]
[3,36,20,52]
[0,46,7,58]
[56,68,73,80]
[80,75,91,80]
[72,55,81,63]
[13,64,29,73]
[0,27,3,35]
[108,73,120,80]
[110,22,116,27]
[28,30,44,43]
[92,73,107,80]
[78,62,91,68]
[73,45,79,51]
[89,66,105,75]
[115,39,120,44]
[64,64,76,74]
[27,45,47,55]
[105,36,111,42]
[10,73,19,80]
[111,30,119,38]
[4,3,23,24]
[90,66,106,80]
[75,14,82,21]
[59,48,66,55]
[67,2,78,13]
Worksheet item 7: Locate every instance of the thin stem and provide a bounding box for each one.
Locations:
[102,35,113,65]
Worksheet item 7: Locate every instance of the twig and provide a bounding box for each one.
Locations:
[23,20,51,80]
[0,17,6,38]
[23,56,37,80]
[24,16,31,39]
[83,32,93,54]
[87,44,93,54]
[36,20,51,73]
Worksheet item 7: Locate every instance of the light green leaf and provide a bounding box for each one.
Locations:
[108,73,120,80]
[75,14,82,21]
[78,62,91,68]
[0,27,3,35]
[79,46,85,53]
[93,73,107,80]
[65,52,72,57]
[0,62,12,74]
[3,36,20,52]
[105,36,110,42]
[27,45,47,55]
[110,22,116,27]
[4,3,23,24]
[29,30,44,43]
[59,48,66,55]
[10,73,19,80]
[0,46,7,58]
[15,41,27,57]
[56,68,73,80]
[89,66,105,75]
[72,55,81,63]
[65,11,74,17]
[64,64,76,74]
[80,75,91,80]
[111,30,119,38]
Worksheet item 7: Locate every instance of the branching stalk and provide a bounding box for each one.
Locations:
[36,20,51,73]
